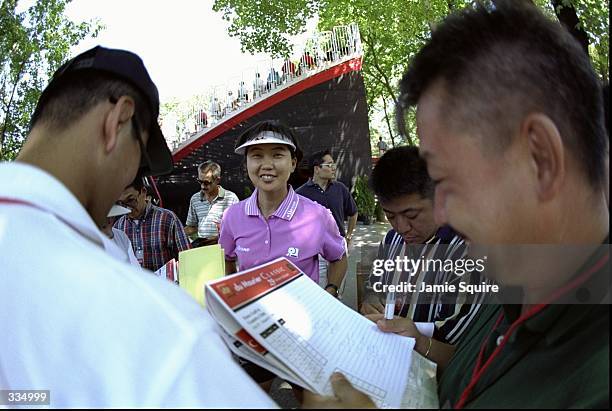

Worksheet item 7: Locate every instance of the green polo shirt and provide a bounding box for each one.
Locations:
[439,246,610,408]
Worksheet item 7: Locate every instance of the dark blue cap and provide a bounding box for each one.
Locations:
[39,46,173,176]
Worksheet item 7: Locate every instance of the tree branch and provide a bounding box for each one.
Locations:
[551,0,589,55]
[0,60,27,153]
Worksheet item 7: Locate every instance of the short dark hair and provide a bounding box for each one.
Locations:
[235,120,303,162]
[126,174,146,192]
[398,2,606,189]
[371,146,433,202]
[309,149,332,170]
[30,70,152,137]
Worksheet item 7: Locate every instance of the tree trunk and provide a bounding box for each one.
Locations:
[551,0,590,56]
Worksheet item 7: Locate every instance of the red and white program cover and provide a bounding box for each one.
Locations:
[205,257,416,409]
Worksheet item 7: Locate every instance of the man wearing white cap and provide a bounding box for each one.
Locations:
[101,204,140,266]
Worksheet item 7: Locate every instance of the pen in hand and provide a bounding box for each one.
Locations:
[384,291,395,320]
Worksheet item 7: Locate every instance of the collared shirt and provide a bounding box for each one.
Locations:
[0,162,275,408]
[366,227,490,345]
[219,186,346,282]
[296,179,357,237]
[438,243,610,408]
[186,186,239,238]
[114,202,191,271]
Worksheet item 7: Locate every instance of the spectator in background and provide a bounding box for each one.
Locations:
[225,91,234,115]
[266,67,280,91]
[196,109,207,129]
[238,81,248,104]
[185,161,239,247]
[297,149,358,288]
[115,176,191,271]
[211,97,222,120]
[253,73,264,99]
[297,150,357,244]
[282,58,296,82]
[299,51,316,73]
[377,136,388,156]
[101,204,140,266]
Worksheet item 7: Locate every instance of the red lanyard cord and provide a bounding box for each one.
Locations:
[0,198,44,211]
[0,197,100,245]
[455,251,609,409]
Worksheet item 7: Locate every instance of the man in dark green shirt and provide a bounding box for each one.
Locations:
[437,249,609,409]
[304,2,609,409]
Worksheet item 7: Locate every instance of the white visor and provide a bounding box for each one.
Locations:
[107,204,132,218]
[234,130,296,155]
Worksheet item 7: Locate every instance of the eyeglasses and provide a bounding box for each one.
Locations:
[109,97,152,172]
[319,163,337,169]
[118,198,138,208]
[197,179,213,186]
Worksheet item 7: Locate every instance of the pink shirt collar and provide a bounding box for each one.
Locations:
[245,186,300,221]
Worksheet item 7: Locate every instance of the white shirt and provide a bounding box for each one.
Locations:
[0,162,276,408]
[109,227,140,266]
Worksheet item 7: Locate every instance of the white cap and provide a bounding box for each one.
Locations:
[107,204,132,218]
[234,130,296,155]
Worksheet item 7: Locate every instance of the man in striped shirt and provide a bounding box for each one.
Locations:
[185,161,239,247]
[115,177,191,271]
[361,146,490,359]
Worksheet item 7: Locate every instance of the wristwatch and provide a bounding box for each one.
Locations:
[325,283,339,298]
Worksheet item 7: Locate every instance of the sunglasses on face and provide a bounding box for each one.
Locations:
[197,179,214,186]
[319,163,337,169]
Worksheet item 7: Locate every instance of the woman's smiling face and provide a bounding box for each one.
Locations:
[246,143,297,193]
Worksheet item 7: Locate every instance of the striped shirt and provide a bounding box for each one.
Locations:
[186,186,239,238]
[365,227,491,345]
[114,203,191,272]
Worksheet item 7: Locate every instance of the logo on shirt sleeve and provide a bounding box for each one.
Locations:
[286,247,300,258]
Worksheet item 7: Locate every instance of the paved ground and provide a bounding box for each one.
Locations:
[269,220,391,408]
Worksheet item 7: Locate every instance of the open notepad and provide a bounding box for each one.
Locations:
[205,257,438,408]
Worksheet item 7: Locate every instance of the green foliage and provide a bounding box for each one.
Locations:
[572,0,609,81]
[0,0,102,161]
[212,0,609,145]
[212,0,321,57]
[374,199,385,222]
[353,174,375,218]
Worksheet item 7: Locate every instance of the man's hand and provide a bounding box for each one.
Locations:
[365,314,420,339]
[325,285,339,298]
[303,373,377,409]
[359,301,385,315]
[365,314,432,355]
[346,235,353,249]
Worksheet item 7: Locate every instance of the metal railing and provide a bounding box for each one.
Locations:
[168,23,362,149]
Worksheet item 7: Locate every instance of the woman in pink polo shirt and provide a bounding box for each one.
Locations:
[219,120,348,389]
